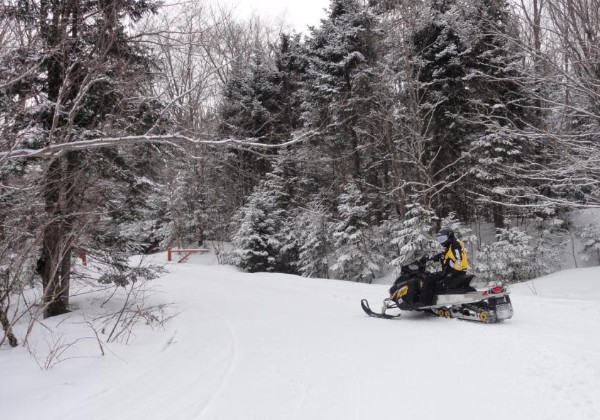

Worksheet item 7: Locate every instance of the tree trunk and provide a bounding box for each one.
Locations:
[382,110,405,216]
[0,301,18,347]
[349,125,361,179]
[41,158,73,318]
[492,205,505,229]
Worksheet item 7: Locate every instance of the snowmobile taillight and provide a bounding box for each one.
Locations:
[491,287,504,294]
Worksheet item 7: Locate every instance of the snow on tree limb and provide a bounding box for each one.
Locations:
[0,131,320,160]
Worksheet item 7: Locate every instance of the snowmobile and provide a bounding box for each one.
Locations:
[361,256,514,323]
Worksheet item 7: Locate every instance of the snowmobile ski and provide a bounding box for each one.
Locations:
[361,299,402,319]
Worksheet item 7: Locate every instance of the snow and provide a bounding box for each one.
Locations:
[2,252,600,420]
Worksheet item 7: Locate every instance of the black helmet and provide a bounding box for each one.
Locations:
[436,228,454,246]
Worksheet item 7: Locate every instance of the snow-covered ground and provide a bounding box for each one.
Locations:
[2,252,600,420]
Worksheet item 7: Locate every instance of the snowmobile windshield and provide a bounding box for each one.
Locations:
[436,234,449,244]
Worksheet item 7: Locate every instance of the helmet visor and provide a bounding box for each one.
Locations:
[436,234,449,244]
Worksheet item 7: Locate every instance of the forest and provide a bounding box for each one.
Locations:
[1,0,599,346]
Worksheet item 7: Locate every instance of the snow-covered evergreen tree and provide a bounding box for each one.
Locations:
[218,51,282,199]
[389,201,439,267]
[409,0,474,217]
[301,0,380,187]
[217,35,306,209]
[297,203,331,278]
[230,194,276,273]
[578,222,600,265]
[330,183,387,282]
[230,159,298,273]
[462,0,538,221]
[274,33,307,137]
[475,227,559,284]
[408,0,536,222]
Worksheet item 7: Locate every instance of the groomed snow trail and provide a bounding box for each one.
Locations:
[2,256,600,420]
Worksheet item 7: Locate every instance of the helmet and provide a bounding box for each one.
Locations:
[436,228,454,246]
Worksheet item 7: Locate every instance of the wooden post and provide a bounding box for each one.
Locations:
[167,248,208,263]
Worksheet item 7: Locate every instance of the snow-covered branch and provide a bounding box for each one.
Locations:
[0,131,319,159]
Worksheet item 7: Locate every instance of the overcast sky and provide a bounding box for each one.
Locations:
[222,0,330,32]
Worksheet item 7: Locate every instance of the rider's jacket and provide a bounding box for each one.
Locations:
[442,239,470,273]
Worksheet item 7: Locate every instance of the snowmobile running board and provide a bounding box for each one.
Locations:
[420,288,511,309]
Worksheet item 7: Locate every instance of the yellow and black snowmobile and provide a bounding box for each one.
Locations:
[361,256,513,323]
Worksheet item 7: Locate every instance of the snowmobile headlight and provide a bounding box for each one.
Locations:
[393,286,409,300]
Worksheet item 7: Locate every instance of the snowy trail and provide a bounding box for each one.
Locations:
[173,266,368,420]
[2,257,600,420]
[150,262,600,420]
[58,266,242,420]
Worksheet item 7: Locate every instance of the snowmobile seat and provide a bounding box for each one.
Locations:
[436,274,476,294]
[436,287,476,295]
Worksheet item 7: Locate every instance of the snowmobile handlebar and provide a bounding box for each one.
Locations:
[400,253,443,275]
[400,256,428,275]
[417,253,443,264]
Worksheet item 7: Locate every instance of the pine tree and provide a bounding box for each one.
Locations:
[475,227,559,284]
[462,0,537,224]
[274,33,307,137]
[389,200,439,267]
[578,222,600,265]
[409,0,536,222]
[330,182,386,282]
[301,0,380,188]
[411,0,474,218]
[0,0,163,317]
[297,203,332,278]
[230,159,298,273]
[216,34,308,213]
[230,193,277,273]
[219,50,284,199]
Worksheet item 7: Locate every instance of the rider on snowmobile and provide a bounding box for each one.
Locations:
[434,228,469,273]
[420,228,470,305]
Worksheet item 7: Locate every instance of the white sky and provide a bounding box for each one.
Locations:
[222,0,330,32]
